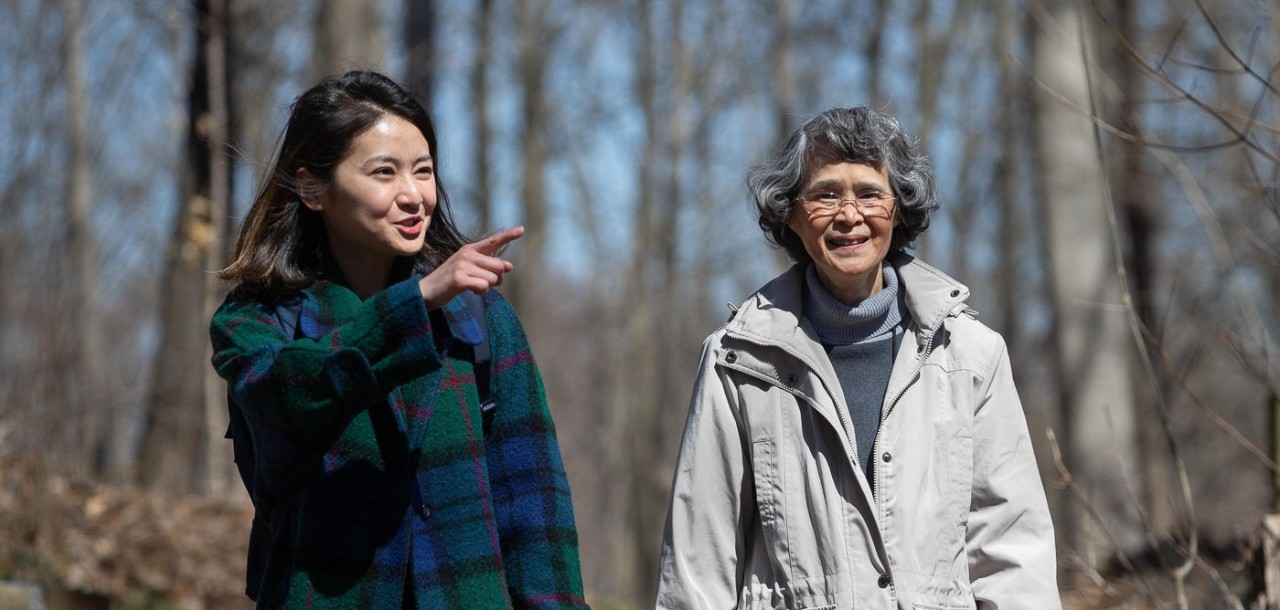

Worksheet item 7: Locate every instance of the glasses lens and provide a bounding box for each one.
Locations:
[861,203,889,218]
[800,193,893,218]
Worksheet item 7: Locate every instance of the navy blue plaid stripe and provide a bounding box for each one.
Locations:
[212,279,585,609]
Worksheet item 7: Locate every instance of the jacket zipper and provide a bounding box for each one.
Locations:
[871,326,935,504]
[872,297,967,503]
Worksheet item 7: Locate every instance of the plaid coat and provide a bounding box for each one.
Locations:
[211,273,588,610]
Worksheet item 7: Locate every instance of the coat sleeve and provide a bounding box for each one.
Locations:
[480,291,589,610]
[656,337,750,610]
[966,333,1061,609]
[210,276,444,446]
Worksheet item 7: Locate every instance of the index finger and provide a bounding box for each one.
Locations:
[474,225,525,255]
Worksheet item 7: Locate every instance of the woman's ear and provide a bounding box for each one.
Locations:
[296,167,324,212]
[785,206,803,234]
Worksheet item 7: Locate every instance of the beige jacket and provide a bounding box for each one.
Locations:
[657,255,1059,610]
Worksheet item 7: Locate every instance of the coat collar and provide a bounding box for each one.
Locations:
[729,252,970,348]
[295,271,485,349]
[719,253,973,518]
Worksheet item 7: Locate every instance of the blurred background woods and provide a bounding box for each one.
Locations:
[1,0,1278,608]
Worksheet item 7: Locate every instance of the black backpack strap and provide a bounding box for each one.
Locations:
[458,291,495,433]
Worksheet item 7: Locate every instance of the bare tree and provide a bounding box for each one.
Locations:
[312,0,387,78]
[1031,0,1144,564]
[404,0,436,105]
[59,0,105,477]
[1104,0,1177,538]
[471,0,494,231]
[507,0,558,311]
[771,0,794,139]
[138,0,231,494]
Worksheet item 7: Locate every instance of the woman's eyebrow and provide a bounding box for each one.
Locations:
[360,153,433,168]
[362,155,403,168]
[804,178,886,191]
[804,179,842,191]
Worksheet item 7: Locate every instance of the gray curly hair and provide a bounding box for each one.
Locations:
[748,106,938,262]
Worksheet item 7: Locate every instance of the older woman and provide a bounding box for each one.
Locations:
[657,107,1059,609]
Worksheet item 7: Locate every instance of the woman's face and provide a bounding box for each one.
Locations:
[787,160,898,303]
[302,114,436,270]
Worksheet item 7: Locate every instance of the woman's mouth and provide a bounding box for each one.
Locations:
[826,235,868,250]
[395,217,424,238]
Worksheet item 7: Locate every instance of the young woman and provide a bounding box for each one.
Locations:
[657,107,1059,609]
[212,70,588,610]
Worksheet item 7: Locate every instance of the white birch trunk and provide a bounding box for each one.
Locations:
[1032,2,1143,562]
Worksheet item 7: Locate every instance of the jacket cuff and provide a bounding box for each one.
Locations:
[365,275,444,391]
[323,347,379,407]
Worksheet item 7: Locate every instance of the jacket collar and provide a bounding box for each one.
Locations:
[889,251,970,340]
[296,262,485,349]
[728,252,971,348]
[293,246,435,341]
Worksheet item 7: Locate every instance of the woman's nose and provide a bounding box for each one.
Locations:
[397,175,424,206]
[833,201,864,224]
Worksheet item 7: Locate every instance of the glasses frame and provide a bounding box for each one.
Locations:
[797,190,896,220]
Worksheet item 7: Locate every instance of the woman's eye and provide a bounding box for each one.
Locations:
[373,167,395,176]
[415,166,434,177]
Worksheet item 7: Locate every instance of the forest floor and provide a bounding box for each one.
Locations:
[0,456,1271,609]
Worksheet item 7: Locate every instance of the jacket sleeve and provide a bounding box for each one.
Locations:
[656,337,749,610]
[966,334,1061,609]
[480,291,589,610]
[210,276,444,446]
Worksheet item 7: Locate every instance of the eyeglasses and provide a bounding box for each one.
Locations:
[798,190,895,220]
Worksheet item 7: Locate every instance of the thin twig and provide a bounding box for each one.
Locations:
[1020,64,1278,152]
[1092,0,1280,165]
[1193,553,1246,610]
[1079,10,1197,608]
[1192,0,1280,96]
[1046,428,1165,605]
[1144,327,1280,476]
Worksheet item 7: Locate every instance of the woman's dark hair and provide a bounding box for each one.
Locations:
[747,106,939,262]
[220,70,468,297]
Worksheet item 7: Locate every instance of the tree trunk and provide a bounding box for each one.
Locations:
[771,0,793,140]
[1032,0,1143,563]
[619,1,660,600]
[138,0,230,494]
[509,0,552,312]
[60,0,104,478]
[1110,0,1174,537]
[471,0,493,232]
[311,0,386,78]
[404,0,435,105]
[864,0,889,108]
[995,0,1020,347]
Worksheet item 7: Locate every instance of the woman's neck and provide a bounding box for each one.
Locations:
[329,249,392,300]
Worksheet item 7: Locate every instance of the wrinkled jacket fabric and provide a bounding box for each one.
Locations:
[657,254,1059,610]
[211,273,588,610]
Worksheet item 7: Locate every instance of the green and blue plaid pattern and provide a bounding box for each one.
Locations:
[211,276,587,610]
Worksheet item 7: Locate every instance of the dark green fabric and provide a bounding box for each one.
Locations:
[211,275,587,609]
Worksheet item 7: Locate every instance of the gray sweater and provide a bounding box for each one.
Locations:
[802,263,907,489]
